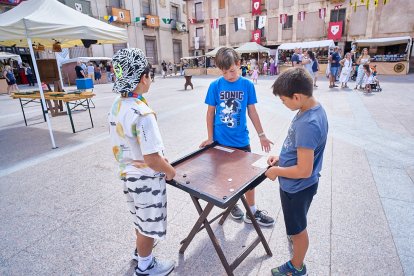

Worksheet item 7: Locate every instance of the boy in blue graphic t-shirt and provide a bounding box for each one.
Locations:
[265,68,328,276]
[200,47,275,227]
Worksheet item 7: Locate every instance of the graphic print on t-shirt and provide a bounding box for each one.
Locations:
[219,90,244,128]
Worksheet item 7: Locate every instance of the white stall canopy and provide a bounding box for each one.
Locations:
[205,46,225,57]
[278,40,336,50]
[235,42,271,54]
[355,36,412,47]
[61,57,112,65]
[0,52,22,63]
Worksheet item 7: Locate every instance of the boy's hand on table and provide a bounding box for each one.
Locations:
[267,156,279,166]
[265,167,278,181]
[165,169,176,181]
[260,136,274,153]
[199,139,214,148]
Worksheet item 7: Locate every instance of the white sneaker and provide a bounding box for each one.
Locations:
[134,257,175,276]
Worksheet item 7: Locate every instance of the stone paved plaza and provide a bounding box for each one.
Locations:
[0,73,414,275]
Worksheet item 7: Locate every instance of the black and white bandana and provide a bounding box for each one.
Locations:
[112,48,149,95]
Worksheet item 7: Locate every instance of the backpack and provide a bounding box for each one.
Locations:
[312,59,318,72]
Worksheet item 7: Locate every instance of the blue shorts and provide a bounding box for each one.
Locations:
[280,183,318,235]
[330,66,339,77]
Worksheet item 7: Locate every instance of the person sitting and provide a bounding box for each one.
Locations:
[362,64,374,93]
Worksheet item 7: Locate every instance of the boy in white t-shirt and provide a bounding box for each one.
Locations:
[108,48,175,276]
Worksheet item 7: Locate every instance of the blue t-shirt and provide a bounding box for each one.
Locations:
[278,104,328,193]
[331,52,341,68]
[291,53,300,65]
[205,76,257,147]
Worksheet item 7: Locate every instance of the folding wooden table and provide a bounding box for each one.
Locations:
[167,143,272,276]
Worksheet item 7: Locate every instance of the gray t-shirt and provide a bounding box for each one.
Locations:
[278,104,328,193]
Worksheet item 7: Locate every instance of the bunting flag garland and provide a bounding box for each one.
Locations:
[210,19,219,29]
[297,11,305,22]
[374,0,378,6]
[360,0,364,3]
[258,16,266,29]
[162,18,173,24]
[366,0,370,9]
[188,18,196,24]
[349,0,352,5]
[280,14,287,24]
[106,15,117,23]
[334,4,343,10]
[354,1,358,11]
[234,17,246,31]
[135,17,145,22]
[318,8,326,19]
[383,0,388,4]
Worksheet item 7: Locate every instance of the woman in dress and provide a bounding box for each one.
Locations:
[269,57,276,75]
[355,48,370,90]
[302,50,315,83]
[3,65,19,94]
[251,65,259,84]
[339,52,353,88]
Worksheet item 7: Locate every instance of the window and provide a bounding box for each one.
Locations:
[219,0,225,9]
[144,36,158,64]
[195,2,203,21]
[173,40,182,64]
[171,5,179,28]
[282,15,293,30]
[330,8,346,35]
[255,16,265,38]
[219,24,226,36]
[196,27,203,38]
[108,0,121,8]
[142,0,151,16]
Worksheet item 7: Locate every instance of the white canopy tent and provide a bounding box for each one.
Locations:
[235,42,271,66]
[355,36,412,47]
[277,40,335,50]
[0,52,22,63]
[205,46,225,57]
[0,0,128,148]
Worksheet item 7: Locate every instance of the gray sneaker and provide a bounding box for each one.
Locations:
[230,204,244,220]
[134,257,175,276]
[244,209,275,227]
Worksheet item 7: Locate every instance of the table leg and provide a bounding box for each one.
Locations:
[240,195,272,256]
[18,98,28,126]
[219,200,237,225]
[87,99,94,128]
[66,102,76,133]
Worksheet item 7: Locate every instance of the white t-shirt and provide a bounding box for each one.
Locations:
[87,65,95,75]
[108,96,164,178]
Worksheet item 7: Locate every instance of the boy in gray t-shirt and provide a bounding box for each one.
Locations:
[265,67,328,276]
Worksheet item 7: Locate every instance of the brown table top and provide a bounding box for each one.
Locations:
[169,145,268,208]
[11,91,95,102]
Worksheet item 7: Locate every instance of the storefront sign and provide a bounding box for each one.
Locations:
[176,21,187,32]
[146,15,160,27]
[252,30,261,44]
[252,0,261,16]
[327,21,343,41]
[112,7,131,24]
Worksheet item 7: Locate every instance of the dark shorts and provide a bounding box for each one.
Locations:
[280,183,318,235]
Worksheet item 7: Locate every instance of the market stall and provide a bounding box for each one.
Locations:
[0,52,22,94]
[355,36,412,75]
[61,57,111,85]
[277,40,335,73]
[0,0,127,148]
[181,55,207,76]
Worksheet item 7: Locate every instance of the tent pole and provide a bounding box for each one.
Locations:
[55,52,65,91]
[27,37,57,149]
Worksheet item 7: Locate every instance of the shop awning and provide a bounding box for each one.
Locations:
[0,51,22,63]
[355,36,412,47]
[61,57,112,65]
[278,40,335,50]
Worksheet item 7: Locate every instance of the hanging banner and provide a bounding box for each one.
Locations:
[194,37,200,50]
[188,18,196,24]
[327,21,343,41]
[366,0,370,9]
[354,1,358,11]
[146,15,160,27]
[210,19,219,29]
[112,7,131,24]
[280,14,287,25]
[334,4,343,9]
[162,18,173,24]
[252,30,261,43]
[176,21,187,32]
[297,11,306,22]
[374,0,378,6]
[252,0,261,16]
[319,8,326,19]
[234,17,246,31]
[258,16,266,29]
